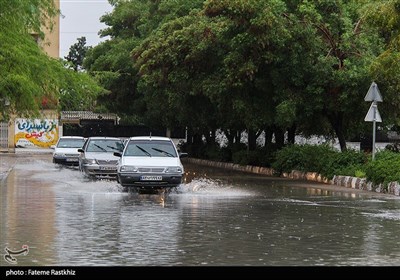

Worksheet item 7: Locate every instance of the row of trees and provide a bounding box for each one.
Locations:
[0,0,104,120]
[2,1,399,154]
[82,0,400,152]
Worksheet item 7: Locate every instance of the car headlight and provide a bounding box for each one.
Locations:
[120,165,138,172]
[83,158,97,165]
[165,166,183,174]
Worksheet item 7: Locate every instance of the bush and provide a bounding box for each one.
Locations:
[328,164,366,179]
[232,150,262,166]
[192,141,399,187]
[322,149,368,179]
[385,142,400,153]
[271,144,336,174]
[365,151,400,185]
[231,145,278,167]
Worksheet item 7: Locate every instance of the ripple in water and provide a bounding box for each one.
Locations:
[177,178,254,197]
[362,210,400,221]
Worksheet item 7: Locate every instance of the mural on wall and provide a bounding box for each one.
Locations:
[14,119,58,148]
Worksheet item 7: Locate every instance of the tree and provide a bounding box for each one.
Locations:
[0,0,105,119]
[363,0,400,129]
[64,36,91,71]
[132,0,291,150]
[84,0,204,124]
[285,0,384,151]
[86,0,393,153]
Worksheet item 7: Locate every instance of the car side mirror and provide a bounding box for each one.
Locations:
[114,152,122,157]
[50,145,55,149]
[78,148,84,153]
[179,152,188,158]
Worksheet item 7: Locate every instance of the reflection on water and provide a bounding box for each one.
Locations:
[1,156,399,266]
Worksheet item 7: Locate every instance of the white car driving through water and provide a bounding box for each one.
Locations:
[114,136,187,192]
[78,136,124,178]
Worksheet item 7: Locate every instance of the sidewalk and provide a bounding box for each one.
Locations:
[0,148,53,180]
[0,154,16,181]
[14,147,53,154]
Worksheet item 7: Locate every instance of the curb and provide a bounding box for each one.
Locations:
[185,158,399,196]
[0,167,13,182]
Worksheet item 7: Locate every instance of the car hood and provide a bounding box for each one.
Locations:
[85,152,119,161]
[121,156,182,167]
[54,148,81,154]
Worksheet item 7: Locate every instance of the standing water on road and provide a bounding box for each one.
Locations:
[1,155,399,266]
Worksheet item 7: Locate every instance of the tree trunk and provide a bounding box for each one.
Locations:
[186,128,193,145]
[247,129,257,151]
[204,129,215,146]
[234,130,241,145]
[274,126,285,149]
[264,126,273,147]
[225,129,235,148]
[287,124,296,144]
[328,112,347,151]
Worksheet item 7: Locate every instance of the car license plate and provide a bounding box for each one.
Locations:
[66,158,78,162]
[140,176,162,181]
[100,166,116,170]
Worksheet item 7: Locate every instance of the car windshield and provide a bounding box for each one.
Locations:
[86,139,124,153]
[57,138,85,148]
[124,140,177,157]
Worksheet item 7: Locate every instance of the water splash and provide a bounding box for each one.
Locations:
[176,178,254,197]
[272,198,319,205]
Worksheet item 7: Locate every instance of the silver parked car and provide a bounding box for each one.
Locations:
[52,136,85,166]
[78,137,124,178]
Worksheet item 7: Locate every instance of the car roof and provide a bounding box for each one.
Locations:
[59,136,85,139]
[128,136,172,141]
[87,137,122,140]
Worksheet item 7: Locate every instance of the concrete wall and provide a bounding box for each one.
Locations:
[8,110,59,150]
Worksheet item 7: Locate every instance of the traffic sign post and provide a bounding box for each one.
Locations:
[364,82,383,160]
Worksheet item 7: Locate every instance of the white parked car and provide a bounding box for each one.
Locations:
[52,136,85,166]
[114,136,188,192]
[78,137,124,178]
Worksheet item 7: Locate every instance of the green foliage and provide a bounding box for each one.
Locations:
[271,144,399,184]
[270,143,369,179]
[0,0,104,118]
[85,0,399,160]
[198,142,399,186]
[322,149,368,179]
[64,37,91,71]
[85,0,205,124]
[365,151,400,185]
[363,0,400,128]
[0,0,58,36]
[232,150,263,166]
[272,144,337,174]
[354,169,367,178]
[58,60,105,111]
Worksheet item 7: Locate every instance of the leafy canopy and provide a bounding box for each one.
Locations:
[0,0,105,119]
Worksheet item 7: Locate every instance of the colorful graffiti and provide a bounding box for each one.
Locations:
[15,119,58,148]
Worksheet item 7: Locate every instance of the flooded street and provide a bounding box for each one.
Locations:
[1,154,399,266]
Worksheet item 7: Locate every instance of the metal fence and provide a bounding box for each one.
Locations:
[0,122,8,148]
